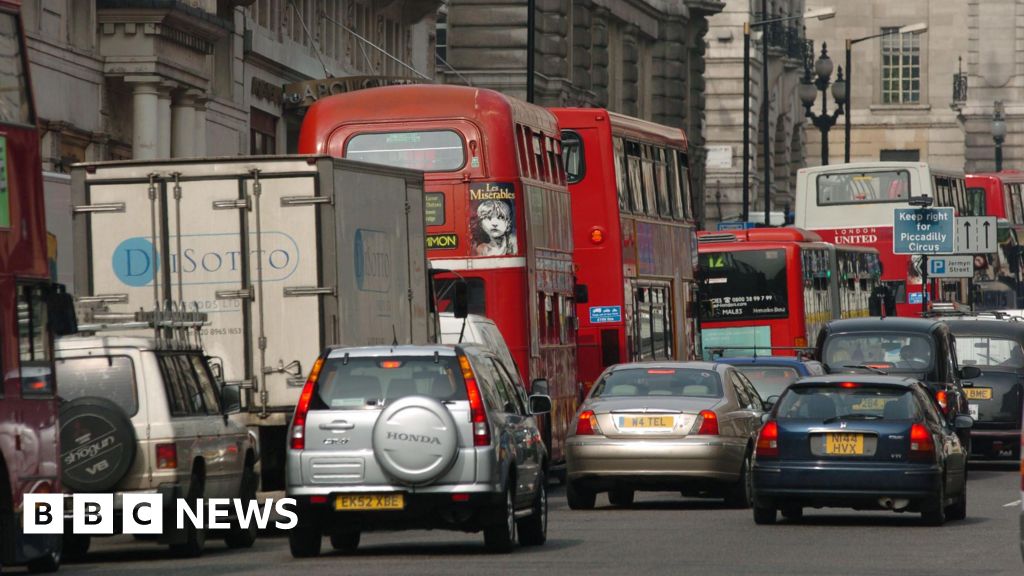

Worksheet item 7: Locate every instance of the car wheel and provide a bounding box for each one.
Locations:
[945,480,967,522]
[170,472,207,558]
[566,481,596,510]
[224,463,259,549]
[753,504,777,525]
[517,472,547,546]
[921,477,946,526]
[608,488,635,508]
[329,532,361,554]
[484,484,516,553]
[780,504,804,521]
[62,534,90,563]
[26,545,61,574]
[289,525,322,558]
[724,452,753,509]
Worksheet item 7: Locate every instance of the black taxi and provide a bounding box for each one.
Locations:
[944,316,1024,459]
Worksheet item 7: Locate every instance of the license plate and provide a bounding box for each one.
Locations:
[619,416,674,429]
[335,493,405,511]
[969,404,979,419]
[825,433,864,455]
[964,387,992,400]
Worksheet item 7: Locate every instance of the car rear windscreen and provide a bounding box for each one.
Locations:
[776,386,919,421]
[735,366,800,399]
[314,356,466,409]
[56,356,138,416]
[954,336,1024,369]
[822,333,933,372]
[591,368,723,398]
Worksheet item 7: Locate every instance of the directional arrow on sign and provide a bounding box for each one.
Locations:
[955,216,998,254]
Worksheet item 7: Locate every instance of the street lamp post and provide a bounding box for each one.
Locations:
[843,23,928,163]
[799,43,846,165]
[993,101,1007,172]
[742,6,835,224]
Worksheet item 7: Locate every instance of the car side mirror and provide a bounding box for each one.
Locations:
[531,378,549,396]
[959,365,982,380]
[954,415,974,430]
[763,395,779,411]
[529,394,552,415]
[221,384,242,415]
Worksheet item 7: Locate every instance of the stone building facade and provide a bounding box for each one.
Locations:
[23,0,441,287]
[440,0,725,225]
[703,0,809,226]
[803,0,967,171]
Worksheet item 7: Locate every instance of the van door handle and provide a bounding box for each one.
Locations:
[320,421,355,431]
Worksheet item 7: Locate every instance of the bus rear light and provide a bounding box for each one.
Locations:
[794,337,807,347]
[756,421,779,458]
[589,227,606,244]
[575,410,600,435]
[459,355,491,446]
[290,356,325,451]
[156,444,177,469]
[696,410,719,435]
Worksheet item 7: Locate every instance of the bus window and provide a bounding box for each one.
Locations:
[678,151,692,220]
[655,148,671,218]
[17,284,53,395]
[967,186,986,216]
[546,136,561,184]
[614,136,629,212]
[641,145,657,217]
[516,125,530,177]
[561,130,584,184]
[627,142,644,213]
[531,132,546,182]
[345,130,465,172]
[700,249,788,320]
[816,170,910,205]
[668,149,685,220]
[0,13,32,125]
[434,277,486,315]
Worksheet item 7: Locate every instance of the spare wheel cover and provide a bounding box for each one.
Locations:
[60,396,137,492]
[373,395,459,485]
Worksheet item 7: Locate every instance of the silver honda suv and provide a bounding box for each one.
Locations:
[285,344,551,556]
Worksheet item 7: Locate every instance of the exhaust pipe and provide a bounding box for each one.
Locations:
[878,497,894,509]
[877,497,910,510]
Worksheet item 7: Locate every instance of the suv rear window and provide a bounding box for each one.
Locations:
[314,356,467,409]
[592,368,723,398]
[56,356,138,416]
[777,385,919,421]
[955,336,1024,368]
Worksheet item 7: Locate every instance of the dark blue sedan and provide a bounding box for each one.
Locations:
[751,375,971,526]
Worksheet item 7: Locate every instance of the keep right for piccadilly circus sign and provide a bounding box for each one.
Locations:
[892,207,955,255]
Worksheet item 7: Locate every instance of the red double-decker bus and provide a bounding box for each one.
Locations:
[552,108,698,393]
[697,228,883,357]
[966,171,1024,309]
[0,0,63,571]
[298,84,577,472]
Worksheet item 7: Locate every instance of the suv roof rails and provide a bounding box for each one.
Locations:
[923,301,973,318]
[74,297,208,351]
[975,310,1024,322]
[705,346,816,361]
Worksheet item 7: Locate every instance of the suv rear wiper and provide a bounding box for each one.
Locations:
[822,413,884,424]
[841,364,889,375]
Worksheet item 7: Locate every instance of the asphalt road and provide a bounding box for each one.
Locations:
[42,462,1023,576]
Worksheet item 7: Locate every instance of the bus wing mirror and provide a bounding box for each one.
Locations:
[453,281,469,319]
[47,284,78,336]
[574,283,589,304]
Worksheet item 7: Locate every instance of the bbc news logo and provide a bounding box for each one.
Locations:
[24,494,298,534]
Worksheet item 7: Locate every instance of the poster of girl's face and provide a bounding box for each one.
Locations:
[469,183,518,256]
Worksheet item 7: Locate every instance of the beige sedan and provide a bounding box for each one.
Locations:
[566,362,765,509]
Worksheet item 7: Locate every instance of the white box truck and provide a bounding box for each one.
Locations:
[70,156,433,489]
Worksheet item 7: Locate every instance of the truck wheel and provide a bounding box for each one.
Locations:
[224,463,258,549]
[483,485,516,553]
[60,397,136,492]
[517,472,547,546]
[289,526,322,558]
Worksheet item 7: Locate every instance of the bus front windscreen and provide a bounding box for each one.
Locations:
[700,249,788,320]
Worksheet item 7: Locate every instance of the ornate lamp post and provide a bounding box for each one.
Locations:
[799,43,846,165]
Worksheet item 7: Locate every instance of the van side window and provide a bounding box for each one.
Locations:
[190,355,221,415]
[159,355,191,416]
[738,371,763,408]
[490,358,526,415]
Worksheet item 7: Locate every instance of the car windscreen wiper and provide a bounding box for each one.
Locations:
[840,364,889,375]
[822,413,884,424]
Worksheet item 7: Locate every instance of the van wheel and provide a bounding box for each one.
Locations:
[329,532,360,554]
[483,485,516,553]
[566,481,596,510]
[62,534,91,562]
[289,526,322,558]
[517,472,547,546]
[224,463,259,549]
[170,472,207,558]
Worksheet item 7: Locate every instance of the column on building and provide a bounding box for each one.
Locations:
[157,83,175,158]
[194,96,208,157]
[171,90,197,158]
[127,76,161,160]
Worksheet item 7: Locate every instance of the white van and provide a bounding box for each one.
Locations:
[439,313,519,377]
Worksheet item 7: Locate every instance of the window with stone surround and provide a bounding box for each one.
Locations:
[250,108,278,155]
[880,27,920,104]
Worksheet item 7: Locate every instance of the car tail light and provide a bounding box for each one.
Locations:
[459,355,491,447]
[910,423,935,461]
[156,443,177,469]
[935,390,950,414]
[290,356,325,450]
[840,382,858,389]
[575,410,600,435]
[310,495,328,504]
[756,421,779,458]
[696,410,719,435]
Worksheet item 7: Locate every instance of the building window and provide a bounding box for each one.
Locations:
[881,27,921,104]
[250,108,277,155]
[435,9,447,65]
[880,149,920,162]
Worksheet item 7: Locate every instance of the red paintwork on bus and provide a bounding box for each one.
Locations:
[298,84,578,465]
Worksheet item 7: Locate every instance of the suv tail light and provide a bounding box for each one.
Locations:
[290,356,325,450]
[575,410,600,435]
[910,423,936,461]
[696,410,719,435]
[156,443,177,469]
[756,421,779,458]
[458,355,491,447]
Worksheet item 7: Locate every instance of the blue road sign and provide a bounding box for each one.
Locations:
[893,208,954,255]
[717,221,756,231]
[589,305,622,324]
